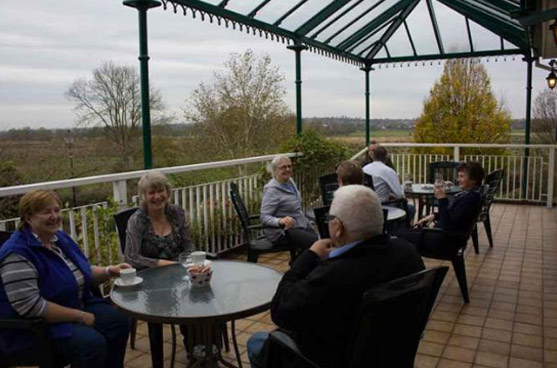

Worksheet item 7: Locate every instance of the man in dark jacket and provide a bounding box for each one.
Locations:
[247,185,425,368]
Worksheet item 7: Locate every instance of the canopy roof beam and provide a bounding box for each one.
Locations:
[274,0,308,26]
[366,0,420,59]
[295,0,350,36]
[310,0,365,39]
[324,0,387,45]
[427,0,445,55]
[337,0,416,51]
[437,0,528,50]
[372,48,522,64]
[248,0,271,18]
[350,18,395,54]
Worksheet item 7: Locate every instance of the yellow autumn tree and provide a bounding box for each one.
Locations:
[414,59,511,154]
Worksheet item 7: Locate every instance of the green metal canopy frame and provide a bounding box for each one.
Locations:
[125,0,535,199]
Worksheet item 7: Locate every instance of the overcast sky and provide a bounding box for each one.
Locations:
[0,0,553,131]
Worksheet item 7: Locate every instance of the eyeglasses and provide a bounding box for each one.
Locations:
[277,165,292,170]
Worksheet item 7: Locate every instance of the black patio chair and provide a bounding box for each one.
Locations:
[471,169,504,253]
[264,266,449,368]
[363,173,375,191]
[229,182,293,263]
[318,173,338,206]
[0,231,12,246]
[113,207,180,367]
[313,205,330,239]
[428,161,459,184]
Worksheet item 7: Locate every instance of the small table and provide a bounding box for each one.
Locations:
[110,261,283,368]
[404,184,461,218]
[305,205,406,223]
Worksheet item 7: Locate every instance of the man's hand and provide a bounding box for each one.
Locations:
[279,216,295,229]
[434,186,446,199]
[309,239,335,260]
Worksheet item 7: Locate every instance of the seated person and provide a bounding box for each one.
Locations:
[124,171,194,351]
[124,170,193,269]
[0,190,130,368]
[260,155,318,253]
[336,160,364,186]
[363,145,415,221]
[360,140,395,169]
[248,185,425,368]
[395,162,484,257]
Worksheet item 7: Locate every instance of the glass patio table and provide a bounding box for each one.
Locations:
[110,261,283,368]
[404,183,462,219]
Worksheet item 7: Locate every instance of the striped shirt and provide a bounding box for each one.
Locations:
[0,235,86,318]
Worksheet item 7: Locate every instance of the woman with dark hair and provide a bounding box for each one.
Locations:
[0,190,130,368]
[396,161,484,257]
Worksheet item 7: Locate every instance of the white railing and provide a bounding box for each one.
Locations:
[0,153,300,260]
[352,143,557,208]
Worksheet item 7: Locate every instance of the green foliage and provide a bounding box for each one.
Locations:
[281,130,349,206]
[72,200,120,267]
[414,59,511,155]
[532,90,557,144]
[0,161,22,220]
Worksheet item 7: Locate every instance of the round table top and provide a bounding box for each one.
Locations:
[382,205,406,221]
[110,261,283,324]
[404,183,461,195]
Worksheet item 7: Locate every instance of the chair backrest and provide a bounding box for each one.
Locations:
[229,182,253,241]
[363,173,374,191]
[313,205,330,239]
[347,266,449,368]
[0,231,12,247]
[477,183,498,222]
[428,161,459,184]
[486,169,504,188]
[113,207,138,253]
[319,173,339,206]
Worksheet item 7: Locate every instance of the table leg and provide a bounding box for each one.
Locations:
[231,320,243,368]
[148,322,164,368]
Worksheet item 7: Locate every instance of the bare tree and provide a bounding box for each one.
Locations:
[532,90,557,144]
[184,50,293,159]
[66,61,166,161]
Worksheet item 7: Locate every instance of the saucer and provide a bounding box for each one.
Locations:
[114,276,143,287]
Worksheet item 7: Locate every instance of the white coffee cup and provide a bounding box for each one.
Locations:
[191,251,206,266]
[120,268,136,284]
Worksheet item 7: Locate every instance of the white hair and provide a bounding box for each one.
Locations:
[267,155,292,175]
[330,185,383,239]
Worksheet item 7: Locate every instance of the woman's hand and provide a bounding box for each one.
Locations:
[279,216,295,229]
[416,214,435,227]
[78,311,95,327]
[106,263,132,277]
[434,186,446,199]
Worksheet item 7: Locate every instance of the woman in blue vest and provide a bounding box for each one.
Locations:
[0,190,131,368]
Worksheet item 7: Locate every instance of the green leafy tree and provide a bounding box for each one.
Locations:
[0,161,22,221]
[66,61,168,166]
[414,59,511,153]
[184,50,294,159]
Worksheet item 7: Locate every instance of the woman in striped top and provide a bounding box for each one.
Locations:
[0,190,131,368]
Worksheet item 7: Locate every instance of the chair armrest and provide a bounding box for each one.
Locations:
[268,330,322,368]
[0,317,44,330]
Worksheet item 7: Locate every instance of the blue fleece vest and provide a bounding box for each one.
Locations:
[0,228,103,353]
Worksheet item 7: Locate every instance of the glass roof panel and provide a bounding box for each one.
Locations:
[468,19,504,51]
[314,0,400,46]
[374,47,388,59]
[432,1,471,54]
[308,0,368,41]
[352,29,388,56]
[272,0,338,31]
[383,23,414,57]
[404,0,439,55]
[225,0,264,15]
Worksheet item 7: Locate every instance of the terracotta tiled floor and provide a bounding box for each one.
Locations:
[123,203,557,368]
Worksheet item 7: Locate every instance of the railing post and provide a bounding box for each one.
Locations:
[113,180,128,210]
[454,146,460,162]
[548,147,555,209]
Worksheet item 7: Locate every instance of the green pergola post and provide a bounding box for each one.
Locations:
[522,56,533,199]
[287,42,308,136]
[360,64,373,146]
[124,0,161,169]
